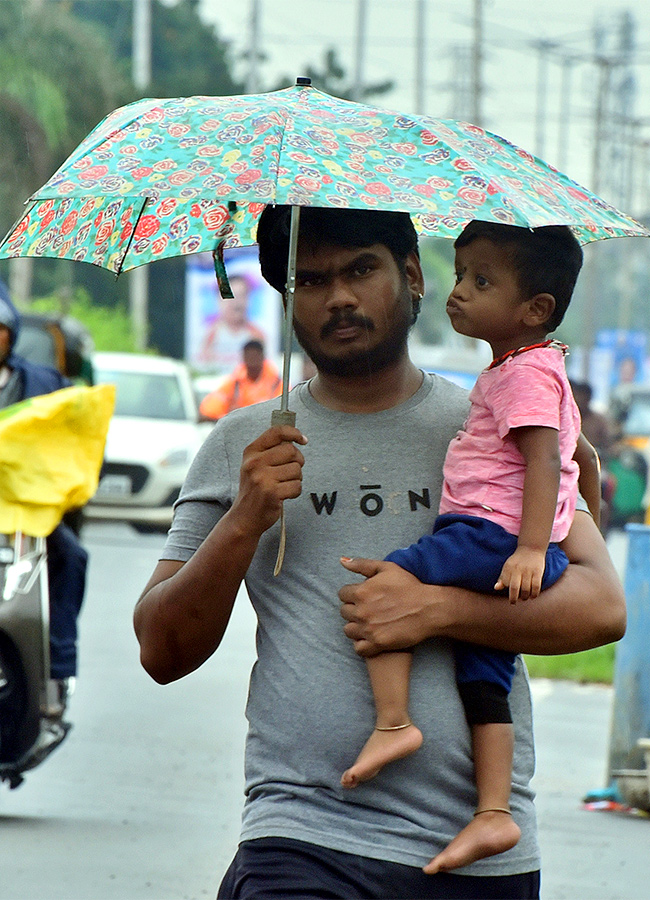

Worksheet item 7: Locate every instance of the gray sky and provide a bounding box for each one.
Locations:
[199,0,650,218]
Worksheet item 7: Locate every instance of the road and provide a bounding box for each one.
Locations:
[0,525,646,900]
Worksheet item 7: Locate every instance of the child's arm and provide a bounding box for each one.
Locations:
[573,432,601,529]
[494,425,561,604]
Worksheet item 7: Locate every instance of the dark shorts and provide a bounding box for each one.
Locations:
[386,513,570,723]
[217,837,541,899]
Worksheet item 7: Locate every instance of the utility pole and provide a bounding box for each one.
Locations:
[414,0,426,115]
[352,0,368,103]
[130,0,151,351]
[534,40,554,161]
[449,45,474,121]
[581,25,612,379]
[246,0,262,94]
[471,0,484,126]
[132,0,151,88]
[557,54,574,172]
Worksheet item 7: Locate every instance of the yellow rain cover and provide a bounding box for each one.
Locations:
[0,384,115,536]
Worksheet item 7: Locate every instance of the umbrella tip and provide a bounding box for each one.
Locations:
[296,76,311,87]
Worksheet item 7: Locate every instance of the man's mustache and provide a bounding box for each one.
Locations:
[320,313,375,339]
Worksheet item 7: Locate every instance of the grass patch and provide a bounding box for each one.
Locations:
[523,642,617,684]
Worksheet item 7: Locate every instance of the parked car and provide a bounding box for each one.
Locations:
[192,372,228,418]
[87,352,211,533]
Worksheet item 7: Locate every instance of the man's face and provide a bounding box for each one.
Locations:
[291,242,422,377]
[0,325,11,366]
[243,346,264,380]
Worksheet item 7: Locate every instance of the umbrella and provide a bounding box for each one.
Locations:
[2,79,648,267]
[2,78,647,567]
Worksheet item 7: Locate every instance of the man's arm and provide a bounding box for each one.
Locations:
[199,376,235,421]
[134,424,307,684]
[339,510,625,657]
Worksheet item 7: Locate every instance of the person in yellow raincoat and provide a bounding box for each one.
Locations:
[0,283,86,723]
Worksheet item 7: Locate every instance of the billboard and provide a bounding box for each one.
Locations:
[185,246,282,374]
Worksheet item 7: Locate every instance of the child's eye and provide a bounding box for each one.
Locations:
[476,275,489,287]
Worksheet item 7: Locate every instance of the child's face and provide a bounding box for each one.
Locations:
[447,238,533,354]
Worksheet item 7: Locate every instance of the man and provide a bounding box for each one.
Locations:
[199,340,282,421]
[134,207,625,899]
[0,283,87,724]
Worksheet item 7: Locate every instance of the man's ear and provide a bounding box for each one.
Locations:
[405,251,425,297]
[524,293,555,327]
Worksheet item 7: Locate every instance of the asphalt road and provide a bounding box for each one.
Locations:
[0,525,646,900]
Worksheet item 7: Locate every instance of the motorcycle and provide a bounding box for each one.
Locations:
[0,531,70,789]
[0,384,115,790]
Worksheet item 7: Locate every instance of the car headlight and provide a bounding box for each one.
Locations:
[159,448,192,468]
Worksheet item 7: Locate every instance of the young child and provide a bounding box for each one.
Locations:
[340,220,602,874]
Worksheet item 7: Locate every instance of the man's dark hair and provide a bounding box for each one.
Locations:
[243,339,264,354]
[256,205,419,294]
[454,220,583,331]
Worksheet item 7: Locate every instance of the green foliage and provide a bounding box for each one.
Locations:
[28,288,138,353]
[71,0,243,99]
[0,62,67,150]
[0,0,243,321]
[0,1,125,235]
[524,643,617,684]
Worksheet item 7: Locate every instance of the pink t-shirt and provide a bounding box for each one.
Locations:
[439,345,581,543]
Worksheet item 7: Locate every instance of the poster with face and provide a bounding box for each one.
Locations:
[185,246,281,374]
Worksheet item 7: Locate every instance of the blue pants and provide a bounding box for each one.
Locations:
[47,522,88,679]
[386,514,569,724]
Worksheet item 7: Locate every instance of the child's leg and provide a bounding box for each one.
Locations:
[423,721,521,873]
[341,651,423,788]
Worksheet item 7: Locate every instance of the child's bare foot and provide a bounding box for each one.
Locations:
[423,809,521,874]
[341,724,423,788]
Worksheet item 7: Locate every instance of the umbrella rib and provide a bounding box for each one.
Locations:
[114,198,149,276]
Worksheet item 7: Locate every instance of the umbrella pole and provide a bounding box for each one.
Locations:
[271,204,301,575]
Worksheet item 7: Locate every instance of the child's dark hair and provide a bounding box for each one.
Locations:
[256,205,419,294]
[454,221,583,331]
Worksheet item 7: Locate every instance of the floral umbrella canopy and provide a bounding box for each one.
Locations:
[1,78,648,279]
[2,79,647,571]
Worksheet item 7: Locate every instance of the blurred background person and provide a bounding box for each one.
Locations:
[570,379,619,533]
[570,380,617,461]
[0,282,87,731]
[199,340,281,421]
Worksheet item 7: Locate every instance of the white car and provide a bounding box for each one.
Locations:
[87,352,212,533]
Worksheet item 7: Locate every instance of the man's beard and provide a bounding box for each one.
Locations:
[292,285,413,378]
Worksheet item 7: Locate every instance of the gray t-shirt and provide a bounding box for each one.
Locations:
[162,373,541,875]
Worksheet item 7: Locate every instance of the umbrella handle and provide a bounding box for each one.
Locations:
[278,204,301,412]
[271,407,297,576]
[272,205,301,574]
